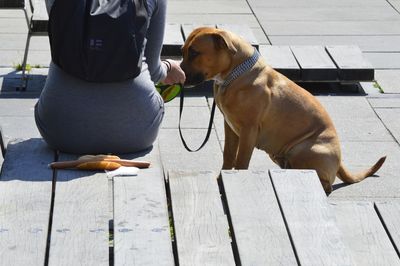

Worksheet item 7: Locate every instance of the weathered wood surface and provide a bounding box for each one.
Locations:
[268,35,400,53]
[168,170,235,266]
[167,1,251,15]
[161,23,183,56]
[254,6,399,21]
[261,21,400,36]
[221,170,297,266]
[248,0,391,8]
[326,45,374,81]
[0,138,54,266]
[113,141,174,266]
[331,201,400,266]
[2,140,400,265]
[0,125,5,157]
[270,169,355,266]
[217,23,259,49]
[162,96,212,129]
[375,202,400,258]
[48,153,109,266]
[0,0,25,8]
[158,128,222,172]
[290,45,338,81]
[159,96,223,172]
[30,0,48,33]
[259,45,301,80]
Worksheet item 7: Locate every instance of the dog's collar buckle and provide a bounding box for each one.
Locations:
[219,48,260,89]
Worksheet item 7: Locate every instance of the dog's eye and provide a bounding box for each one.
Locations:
[188,48,200,60]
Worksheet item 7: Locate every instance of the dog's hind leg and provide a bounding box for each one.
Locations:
[269,154,291,169]
[287,142,341,193]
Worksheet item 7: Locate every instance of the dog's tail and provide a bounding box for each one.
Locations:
[337,156,386,183]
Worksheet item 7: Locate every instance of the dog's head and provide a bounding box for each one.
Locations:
[180,27,237,87]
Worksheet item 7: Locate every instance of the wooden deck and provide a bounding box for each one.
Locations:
[1,1,399,265]
[1,137,400,265]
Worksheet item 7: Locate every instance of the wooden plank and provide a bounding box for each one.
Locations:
[375,201,400,255]
[113,141,174,266]
[0,9,26,18]
[0,0,24,8]
[168,1,251,14]
[259,45,301,80]
[375,69,400,93]
[0,116,43,156]
[158,128,223,172]
[331,201,400,266]
[252,6,400,21]
[167,14,259,28]
[169,170,235,266]
[48,153,109,266]
[364,52,400,69]
[160,96,221,172]
[0,125,5,157]
[31,0,48,20]
[0,18,28,33]
[161,95,210,124]
[326,45,374,81]
[0,50,50,68]
[163,105,212,129]
[221,170,297,265]
[0,138,54,266]
[389,0,400,12]
[290,46,338,81]
[248,0,389,8]
[162,23,183,57]
[269,169,355,266]
[181,24,197,40]
[0,34,49,50]
[217,24,259,49]
[268,35,400,53]
[31,0,49,32]
[260,21,400,36]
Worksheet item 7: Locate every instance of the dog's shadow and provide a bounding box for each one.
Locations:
[331,174,381,193]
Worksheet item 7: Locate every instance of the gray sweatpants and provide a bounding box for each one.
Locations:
[35,0,167,154]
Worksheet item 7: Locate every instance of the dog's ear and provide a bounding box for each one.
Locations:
[212,31,237,55]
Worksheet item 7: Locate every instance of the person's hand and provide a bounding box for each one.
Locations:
[162,59,186,85]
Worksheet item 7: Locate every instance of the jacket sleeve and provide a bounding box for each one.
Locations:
[144,0,168,83]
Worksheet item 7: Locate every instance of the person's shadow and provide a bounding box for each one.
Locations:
[0,137,157,182]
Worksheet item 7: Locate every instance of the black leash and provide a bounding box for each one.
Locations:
[178,86,216,152]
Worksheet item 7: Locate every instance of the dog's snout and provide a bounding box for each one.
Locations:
[179,61,186,72]
[184,72,205,86]
[179,61,191,77]
[180,60,205,86]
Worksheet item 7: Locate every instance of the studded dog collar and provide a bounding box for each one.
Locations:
[217,48,260,90]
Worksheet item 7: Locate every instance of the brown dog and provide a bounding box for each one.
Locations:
[180,27,386,193]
